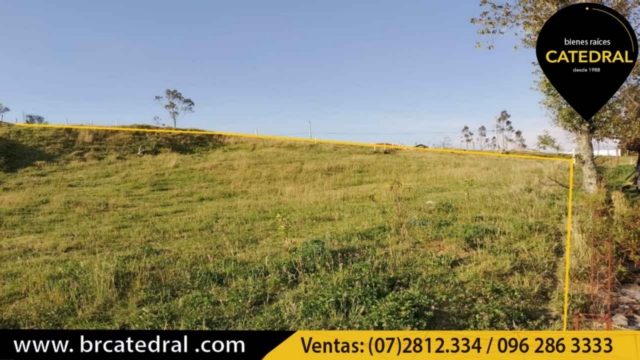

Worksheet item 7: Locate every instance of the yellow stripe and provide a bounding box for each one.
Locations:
[563,161,575,331]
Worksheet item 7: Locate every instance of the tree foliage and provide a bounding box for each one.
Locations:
[471,0,640,192]
[515,130,527,149]
[536,130,562,152]
[152,116,165,127]
[472,1,640,50]
[472,1,640,141]
[477,125,489,149]
[25,114,46,124]
[495,110,510,150]
[493,110,524,151]
[462,125,475,149]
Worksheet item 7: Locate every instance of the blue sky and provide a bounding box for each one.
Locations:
[1,0,572,147]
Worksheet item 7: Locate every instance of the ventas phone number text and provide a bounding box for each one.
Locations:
[367,337,612,356]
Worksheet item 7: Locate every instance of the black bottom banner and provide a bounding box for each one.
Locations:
[2,330,638,360]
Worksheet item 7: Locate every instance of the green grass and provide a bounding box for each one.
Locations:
[0,126,571,330]
[596,156,639,204]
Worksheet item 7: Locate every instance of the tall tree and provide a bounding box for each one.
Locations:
[462,125,475,149]
[0,103,10,122]
[471,0,640,193]
[515,130,527,149]
[154,89,195,128]
[495,110,511,150]
[477,125,488,149]
[504,120,516,150]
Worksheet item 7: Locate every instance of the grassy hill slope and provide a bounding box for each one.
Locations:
[0,125,570,330]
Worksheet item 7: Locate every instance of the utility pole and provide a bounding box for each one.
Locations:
[308,121,312,140]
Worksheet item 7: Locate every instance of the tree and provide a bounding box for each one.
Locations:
[537,131,562,153]
[0,103,10,122]
[442,136,453,149]
[154,89,195,128]
[496,110,513,150]
[25,114,46,124]
[490,136,497,150]
[471,1,640,193]
[462,125,475,149]
[515,130,527,149]
[504,120,516,150]
[495,110,511,150]
[477,125,488,149]
[629,140,640,187]
[152,116,165,127]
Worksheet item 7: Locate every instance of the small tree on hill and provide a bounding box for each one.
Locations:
[462,125,474,149]
[495,111,511,150]
[0,103,10,122]
[477,125,487,150]
[536,131,562,153]
[515,130,526,149]
[152,116,165,127]
[25,114,46,124]
[504,120,516,150]
[441,137,452,149]
[490,136,497,150]
[154,89,195,128]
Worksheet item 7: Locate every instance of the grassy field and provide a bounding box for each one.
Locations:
[0,126,572,330]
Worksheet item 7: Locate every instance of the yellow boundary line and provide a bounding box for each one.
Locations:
[563,162,575,331]
[10,123,576,330]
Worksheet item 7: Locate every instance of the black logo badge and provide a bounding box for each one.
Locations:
[536,3,638,121]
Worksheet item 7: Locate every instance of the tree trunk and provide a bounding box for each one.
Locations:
[575,130,598,194]
[636,153,640,188]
